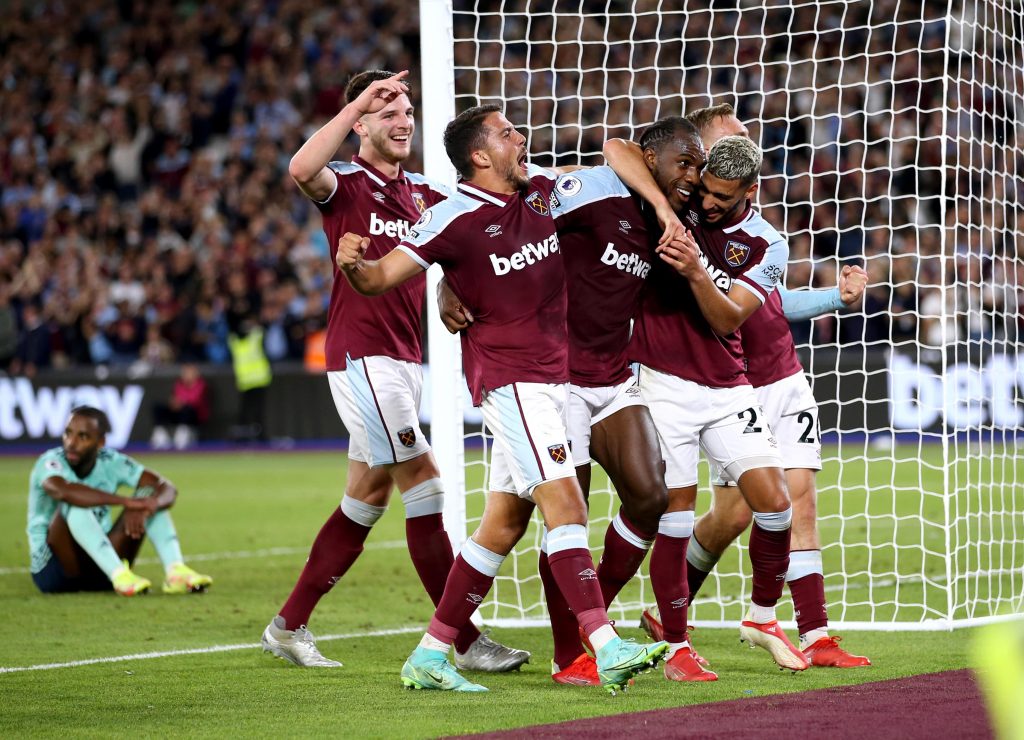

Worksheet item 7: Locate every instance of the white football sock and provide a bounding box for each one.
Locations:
[419,633,450,653]
[589,624,618,652]
[749,604,777,624]
[800,627,829,649]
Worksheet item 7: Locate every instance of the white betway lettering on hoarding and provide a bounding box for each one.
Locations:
[889,353,1023,430]
[0,379,143,447]
[489,234,559,275]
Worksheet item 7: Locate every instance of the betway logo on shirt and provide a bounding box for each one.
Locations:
[369,212,412,239]
[601,243,650,279]
[489,234,560,275]
[699,248,734,291]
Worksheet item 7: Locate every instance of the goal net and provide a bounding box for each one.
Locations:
[421,0,1024,630]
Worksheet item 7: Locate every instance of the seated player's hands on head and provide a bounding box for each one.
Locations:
[436,277,474,334]
[839,264,869,306]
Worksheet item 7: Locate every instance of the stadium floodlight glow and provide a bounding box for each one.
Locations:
[422,0,1024,631]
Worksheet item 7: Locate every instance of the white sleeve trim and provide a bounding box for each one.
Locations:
[311,171,339,205]
[734,278,767,304]
[396,245,432,270]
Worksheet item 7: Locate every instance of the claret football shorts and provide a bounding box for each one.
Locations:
[637,364,782,489]
[712,371,822,486]
[482,382,576,501]
[328,355,432,467]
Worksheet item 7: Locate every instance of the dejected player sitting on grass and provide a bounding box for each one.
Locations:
[27,406,211,596]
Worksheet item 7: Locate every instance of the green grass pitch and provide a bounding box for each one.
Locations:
[0,447,1011,737]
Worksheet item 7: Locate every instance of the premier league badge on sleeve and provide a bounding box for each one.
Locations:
[725,240,751,267]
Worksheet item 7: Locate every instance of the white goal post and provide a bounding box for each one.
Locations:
[420,0,1024,631]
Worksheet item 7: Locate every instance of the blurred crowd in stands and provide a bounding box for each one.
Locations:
[1,0,1020,377]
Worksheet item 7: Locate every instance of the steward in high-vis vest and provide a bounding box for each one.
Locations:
[228,324,271,441]
[228,326,272,391]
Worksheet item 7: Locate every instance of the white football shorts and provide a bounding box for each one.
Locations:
[567,378,647,465]
[483,382,576,501]
[328,355,431,467]
[713,371,821,486]
[637,364,782,489]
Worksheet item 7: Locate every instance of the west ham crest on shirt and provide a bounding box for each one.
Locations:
[412,192,427,214]
[547,443,567,464]
[526,191,549,216]
[725,240,751,267]
[397,427,417,447]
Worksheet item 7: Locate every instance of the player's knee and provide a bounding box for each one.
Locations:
[341,495,387,527]
[725,503,753,536]
[621,484,667,535]
[401,477,444,518]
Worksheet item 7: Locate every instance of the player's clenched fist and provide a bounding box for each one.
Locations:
[838,264,868,305]
[336,233,370,272]
[656,229,702,280]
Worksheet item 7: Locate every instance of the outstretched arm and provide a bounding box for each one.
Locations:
[602,138,684,246]
[779,265,869,320]
[289,71,411,202]
[336,233,425,295]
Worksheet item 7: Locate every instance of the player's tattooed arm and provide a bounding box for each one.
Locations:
[657,230,761,335]
[602,138,685,247]
[336,232,424,295]
[436,277,473,333]
[290,71,411,202]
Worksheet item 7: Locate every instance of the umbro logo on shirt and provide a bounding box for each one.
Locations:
[372,192,386,201]
[485,224,503,238]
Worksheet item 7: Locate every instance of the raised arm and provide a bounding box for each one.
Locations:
[335,232,425,296]
[602,138,684,245]
[289,71,410,202]
[779,265,869,321]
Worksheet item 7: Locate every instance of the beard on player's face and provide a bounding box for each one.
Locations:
[369,124,412,164]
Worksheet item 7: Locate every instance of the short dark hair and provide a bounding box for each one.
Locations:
[685,103,737,135]
[71,406,111,435]
[638,116,701,153]
[344,70,407,106]
[443,104,502,180]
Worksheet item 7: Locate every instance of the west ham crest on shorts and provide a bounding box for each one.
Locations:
[397,427,417,448]
[547,443,567,464]
[526,191,549,216]
[725,240,751,267]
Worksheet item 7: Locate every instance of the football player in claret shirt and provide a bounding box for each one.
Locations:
[618,105,872,670]
[605,134,808,671]
[438,117,717,684]
[27,406,211,596]
[334,104,668,693]
[261,70,526,672]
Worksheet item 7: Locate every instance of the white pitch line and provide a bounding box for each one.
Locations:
[0,539,407,576]
[0,625,424,675]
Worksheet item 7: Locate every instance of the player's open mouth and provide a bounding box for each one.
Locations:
[517,152,527,170]
[676,186,691,198]
[392,135,409,144]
